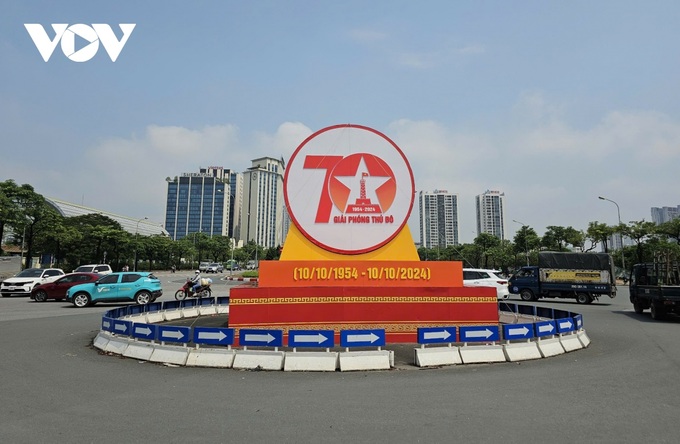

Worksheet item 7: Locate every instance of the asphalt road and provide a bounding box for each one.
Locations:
[1,274,678,443]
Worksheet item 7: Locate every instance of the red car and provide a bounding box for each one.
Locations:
[30,272,102,302]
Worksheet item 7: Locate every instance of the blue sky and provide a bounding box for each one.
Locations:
[2,1,680,244]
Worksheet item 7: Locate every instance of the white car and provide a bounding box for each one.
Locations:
[1,268,65,297]
[463,268,510,300]
[73,264,112,275]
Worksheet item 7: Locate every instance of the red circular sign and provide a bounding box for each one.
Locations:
[284,124,415,254]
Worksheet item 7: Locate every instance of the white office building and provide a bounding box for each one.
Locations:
[240,157,285,249]
[476,190,506,240]
[419,190,459,248]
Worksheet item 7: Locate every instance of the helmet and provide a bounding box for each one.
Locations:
[195,270,200,274]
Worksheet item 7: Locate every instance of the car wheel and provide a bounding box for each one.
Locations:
[34,290,48,302]
[135,291,152,305]
[576,293,591,304]
[633,299,644,314]
[520,289,534,301]
[72,293,91,308]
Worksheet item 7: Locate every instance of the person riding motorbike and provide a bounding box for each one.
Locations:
[190,270,202,294]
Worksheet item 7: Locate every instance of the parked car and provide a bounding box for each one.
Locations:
[198,262,211,272]
[73,264,113,275]
[463,268,510,300]
[65,272,163,308]
[206,263,224,273]
[1,268,65,297]
[30,272,101,302]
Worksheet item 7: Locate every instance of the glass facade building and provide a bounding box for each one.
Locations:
[165,168,228,240]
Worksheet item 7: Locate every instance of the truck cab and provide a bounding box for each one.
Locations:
[508,266,540,301]
[629,262,680,320]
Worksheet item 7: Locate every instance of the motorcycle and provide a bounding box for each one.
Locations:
[175,277,212,300]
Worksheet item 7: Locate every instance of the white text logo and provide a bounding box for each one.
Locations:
[24,23,136,62]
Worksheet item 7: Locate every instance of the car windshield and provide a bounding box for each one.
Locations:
[16,269,44,278]
[75,266,94,272]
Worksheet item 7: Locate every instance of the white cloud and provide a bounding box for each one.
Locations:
[3,100,679,244]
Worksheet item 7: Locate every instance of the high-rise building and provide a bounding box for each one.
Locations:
[164,167,229,241]
[418,190,459,248]
[223,169,243,242]
[240,157,285,249]
[651,205,680,225]
[476,190,506,240]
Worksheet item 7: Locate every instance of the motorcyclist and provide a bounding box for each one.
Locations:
[190,270,201,293]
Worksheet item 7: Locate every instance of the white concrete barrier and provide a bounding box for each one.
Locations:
[338,350,392,371]
[163,310,182,321]
[414,346,462,367]
[577,330,591,348]
[145,312,164,324]
[186,348,236,368]
[503,341,542,362]
[123,341,155,361]
[536,337,565,357]
[459,344,506,364]
[198,305,217,316]
[149,345,189,365]
[181,307,200,318]
[103,336,129,355]
[283,351,339,372]
[559,333,584,352]
[232,350,285,370]
[93,332,110,351]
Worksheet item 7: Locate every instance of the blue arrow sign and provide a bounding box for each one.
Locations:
[288,330,334,348]
[556,317,576,333]
[112,319,131,336]
[193,327,234,346]
[503,323,534,340]
[534,320,557,337]
[573,314,583,330]
[158,325,190,343]
[340,329,385,347]
[459,325,500,342]
[101,317,114,333]
[238,329,283,347]
[131,323,157,340]
[417,327,457,344]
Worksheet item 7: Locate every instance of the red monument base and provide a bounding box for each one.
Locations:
[229,285,499,344]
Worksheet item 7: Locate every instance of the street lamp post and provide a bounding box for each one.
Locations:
[134,217,148,272]
[230,238,235,277]
[512,219,530,266]
[598,196,626,277]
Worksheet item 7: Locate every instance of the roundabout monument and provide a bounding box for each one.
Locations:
[94,124,590,371]
[229,123,499,344]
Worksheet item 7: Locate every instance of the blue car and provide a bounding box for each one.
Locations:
[66,272,163,308]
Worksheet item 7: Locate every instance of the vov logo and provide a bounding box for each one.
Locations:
[24,23,136,62]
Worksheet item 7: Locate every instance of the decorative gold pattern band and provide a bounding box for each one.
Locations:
[231,322,496,334]
[231,296,495,305]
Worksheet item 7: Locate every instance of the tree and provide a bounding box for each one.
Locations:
[0,180,22,254]
[585,222,613,252]
[621,220,656,265]
[656,218,680,245]
[513,225,540,266]
[13,184,54,268]
[62,214,126,269]
[473,233,500,269]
